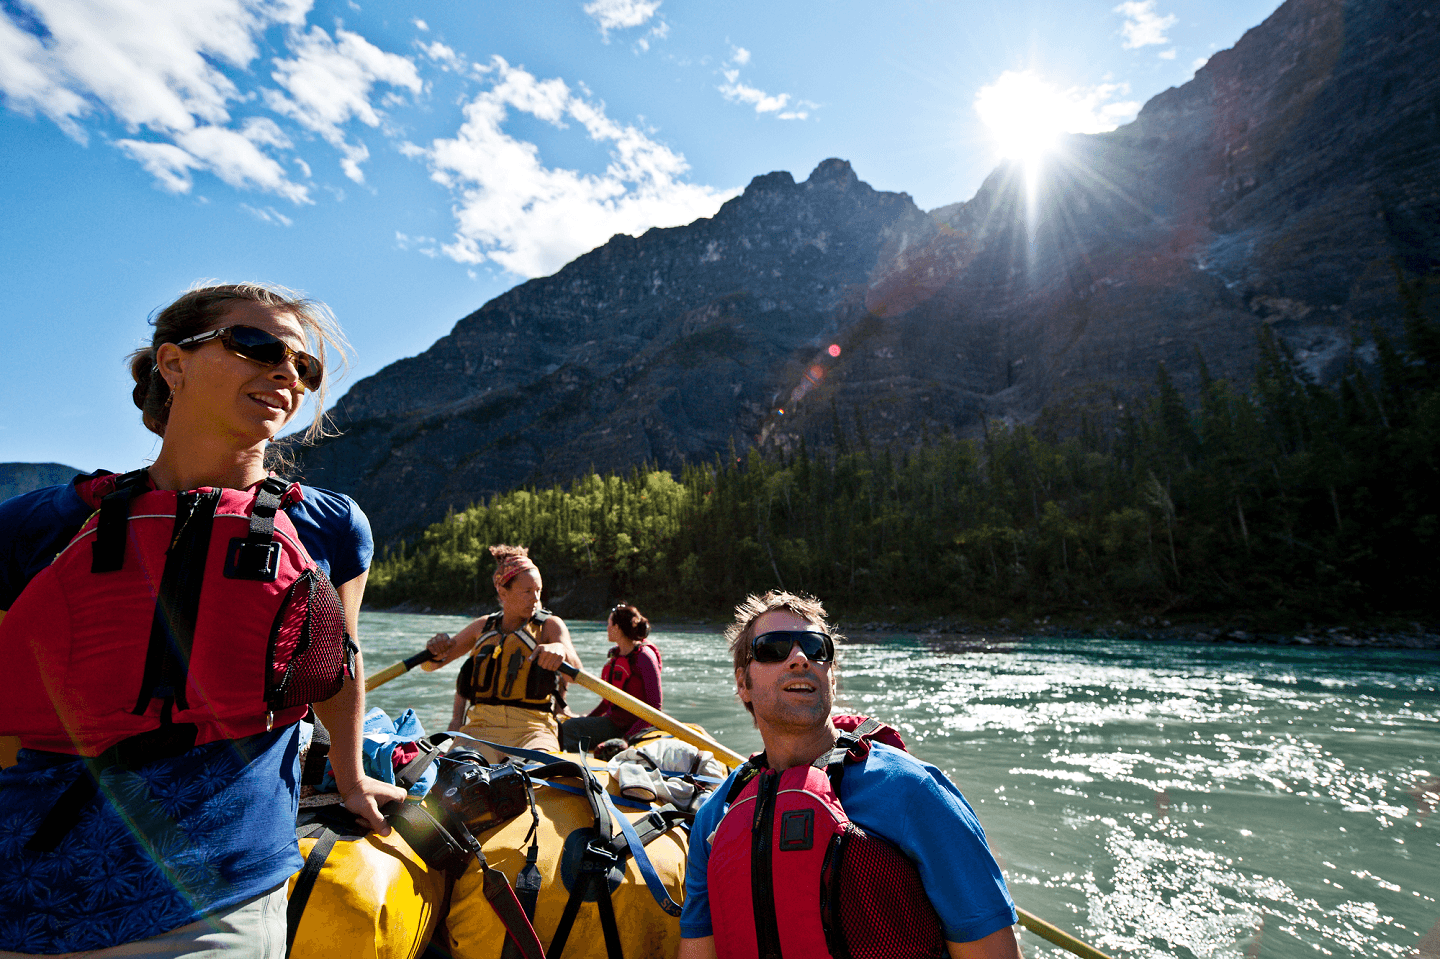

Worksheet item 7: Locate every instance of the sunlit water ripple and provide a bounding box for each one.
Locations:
[360,611,1440,959]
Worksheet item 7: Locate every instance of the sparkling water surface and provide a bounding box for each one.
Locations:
[359,611,1440,959]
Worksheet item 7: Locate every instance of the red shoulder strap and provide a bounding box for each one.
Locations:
[832,713,908,752]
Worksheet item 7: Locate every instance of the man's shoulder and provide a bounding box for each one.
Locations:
[860,741,940,778]
[843,742,969,808]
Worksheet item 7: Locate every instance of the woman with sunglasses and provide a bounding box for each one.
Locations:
[558,603,663,752]
[0,283,406,957]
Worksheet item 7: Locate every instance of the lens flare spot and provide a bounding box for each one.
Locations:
[777,408,785,415]
[828,344,841,357]
[807,365,825,383]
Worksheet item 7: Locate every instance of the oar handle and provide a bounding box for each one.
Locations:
[365,649,440,692]
[1016,907,1116,959]
[556,662,747,767]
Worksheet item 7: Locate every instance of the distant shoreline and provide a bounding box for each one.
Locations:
[363,603,1439,650]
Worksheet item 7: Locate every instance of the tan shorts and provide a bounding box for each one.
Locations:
[0,883,286,958]
[458,702,559,763]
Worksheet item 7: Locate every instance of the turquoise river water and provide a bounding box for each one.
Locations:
[359,611,1440,959]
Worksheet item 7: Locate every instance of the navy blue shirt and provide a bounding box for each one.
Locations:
[0,476,373,953]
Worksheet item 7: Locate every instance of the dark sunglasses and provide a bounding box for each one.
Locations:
[174,325,323,393]
[749,629,835,664]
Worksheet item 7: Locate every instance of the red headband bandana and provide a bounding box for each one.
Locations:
[493,554,539,590]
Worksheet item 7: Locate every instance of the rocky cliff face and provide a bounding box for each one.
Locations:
[293,0,1440,542]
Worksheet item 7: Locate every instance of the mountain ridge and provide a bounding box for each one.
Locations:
[291,0,1440,543]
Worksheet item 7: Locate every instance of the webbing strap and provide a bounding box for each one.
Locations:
[302,715,331,787]
[499,838,543,959]
[133,488,220,716]
[599,789,683,917]
[479,850,547,959]
[90,470,148,573]
[750,771,783,959]
[815,716,882,768]
[395,738,442,790]
[545,840,625,959]
[224,477,288,581]
[246,477,288,541]
[286,826,339,958]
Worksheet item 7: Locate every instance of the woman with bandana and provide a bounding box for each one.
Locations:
[425,545,582,762]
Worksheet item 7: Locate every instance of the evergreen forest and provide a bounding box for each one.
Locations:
[367,282,1440,628]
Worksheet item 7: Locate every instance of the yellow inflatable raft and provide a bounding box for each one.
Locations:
[287,811,448,959]
[444,763,689,959]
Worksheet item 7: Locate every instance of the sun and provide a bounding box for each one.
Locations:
[973,70,1076,168]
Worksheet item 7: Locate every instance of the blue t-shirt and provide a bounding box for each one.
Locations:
[678,743,1018,945]
[0,477,373,953]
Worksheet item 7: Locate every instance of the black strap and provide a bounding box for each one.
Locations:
[225,476,289,581]
[286,826,340,957]
[25,722,199,853]
[302,713,332,787]
[501,772,546,959]
[133,488,220,716]
[751,770,783,959]
[479,851,547,959]
[723,757,763,806]
[90,469,148,573]
[395,738,443,790]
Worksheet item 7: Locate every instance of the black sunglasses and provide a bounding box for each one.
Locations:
[174,325,323,393]
[749,629,835,664]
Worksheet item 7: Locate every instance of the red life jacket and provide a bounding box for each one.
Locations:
[707,717,947,959]
[599,641,662,698]
[0,469,354,758]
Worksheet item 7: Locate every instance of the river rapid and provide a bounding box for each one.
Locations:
[359,611,1440,959]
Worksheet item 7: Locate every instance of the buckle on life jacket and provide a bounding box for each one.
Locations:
[225,538,281,581]
[778,808,815,851]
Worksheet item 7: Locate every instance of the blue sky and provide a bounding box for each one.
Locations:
[1,0,1282,473]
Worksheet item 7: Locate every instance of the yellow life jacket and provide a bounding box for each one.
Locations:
[464,611,558,711]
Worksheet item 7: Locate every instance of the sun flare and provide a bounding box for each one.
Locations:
[973,71,1075,167]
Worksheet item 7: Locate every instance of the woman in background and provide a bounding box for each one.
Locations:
[559,603,663,752]
[426,544,582,763]
[0,283,404,957]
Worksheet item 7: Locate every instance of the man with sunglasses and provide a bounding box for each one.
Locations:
[676,591,1023,959]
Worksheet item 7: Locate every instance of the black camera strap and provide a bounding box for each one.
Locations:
[499,774,543,959]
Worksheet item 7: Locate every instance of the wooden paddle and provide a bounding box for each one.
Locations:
[554,661,747,767]
[364,649,441,692]
[368,648,1115,959]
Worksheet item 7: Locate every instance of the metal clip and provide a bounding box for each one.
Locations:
[266,710,275,731]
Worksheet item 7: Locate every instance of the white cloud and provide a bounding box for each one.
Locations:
[1158,47,1176,60]
[242,203,294,225]
[1114,0,1176,49]
[583,0,661,38]
[412,18,429,31]
[0,1,421,200]
[717,50,812,120]
[408,56,736,277]
[265,25,422,183]
[420,39,467,72]
[1193,56,1210,71]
